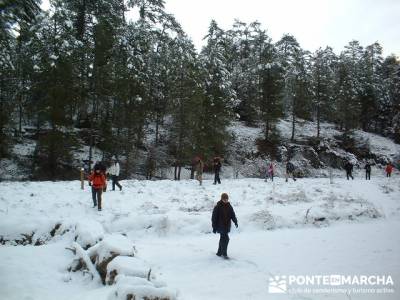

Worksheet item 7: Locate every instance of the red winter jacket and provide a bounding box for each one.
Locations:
[88,172,106,189]
[385,165,393,174]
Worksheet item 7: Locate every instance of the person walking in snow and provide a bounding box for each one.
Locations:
[108,158,122,191]
[93,161,107,191]
[285,161,296,182]
[196,157,204,185]
[364,161,371,180]
[212,193,238,259]
[344,161,354,180]
[213,157,222,185]
[385,162,394,177]
[267,162,275,182]
[88,165,107,211]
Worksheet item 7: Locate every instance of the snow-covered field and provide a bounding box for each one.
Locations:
[1,176,399,300]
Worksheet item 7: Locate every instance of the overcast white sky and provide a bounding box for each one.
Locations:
[163,0,399,57]
[42,0,399,57]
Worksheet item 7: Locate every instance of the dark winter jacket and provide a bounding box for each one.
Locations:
[365,164,371,172]
[212,200,238,234]
[286,162,294,173]
[214,161,222,173]
[344,162,353,172]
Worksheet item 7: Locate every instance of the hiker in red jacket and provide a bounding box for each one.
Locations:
[88,165,107,211]
[385,163,394,178]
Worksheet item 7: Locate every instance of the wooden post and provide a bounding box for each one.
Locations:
[80,168,84,190]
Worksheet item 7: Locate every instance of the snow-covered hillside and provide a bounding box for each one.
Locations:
[1,176,399,299]
[1,119,400,180]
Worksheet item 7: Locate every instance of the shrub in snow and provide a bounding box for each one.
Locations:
[272,190,311,204]
[250,210,276,230]
[304,195,382,227]
[0,221,67,246]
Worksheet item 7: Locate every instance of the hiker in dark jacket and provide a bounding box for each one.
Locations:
[364,162,371,180]
[213,157,222,185]
[344,161,354,180]
[285,161,296,182]
[212,193,238,259]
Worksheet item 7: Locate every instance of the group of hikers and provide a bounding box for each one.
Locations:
[344,160,394,180]
[88,156,397,211]
[86,156,396,259]
[192,156,222,186]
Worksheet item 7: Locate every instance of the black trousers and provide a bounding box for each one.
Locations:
[214,171,221,184]
[346,171,354,180]
[366,171,371,180]
[269,172,274,181]
[217,232,229,256]
[386,172,391,178]
[112,175,122,190]
[91,187,103,209]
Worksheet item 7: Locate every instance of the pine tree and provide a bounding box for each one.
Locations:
[276,34,312,141]
[335,40,364,131]
[199,20,236,159]
[26,2,79,179]
[381,55,400,141]
[0,0,41,157]
[258,42,284,140]
[227,20,261,125]
[167,34,204,179]
[311,46,337,137]
[360,42,386,132]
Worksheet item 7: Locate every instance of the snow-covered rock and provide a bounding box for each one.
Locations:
[74,220,105,249]
[106,256,151,285]
[112,284,176,300]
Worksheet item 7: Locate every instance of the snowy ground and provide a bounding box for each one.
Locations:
[1,176,399,300]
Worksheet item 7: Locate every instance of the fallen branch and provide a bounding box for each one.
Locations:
[65,247,76,254]
[72,242,102,284]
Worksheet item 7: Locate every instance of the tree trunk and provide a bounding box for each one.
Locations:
[190,165,195,179]
[88,131,93,173]
[317,104,320,138]
[19,103,23,135]
[174,164,178,180]
[291,107,296,141]
[178,165,181,180]
[155,113,159,146]
[265,119,269,140]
